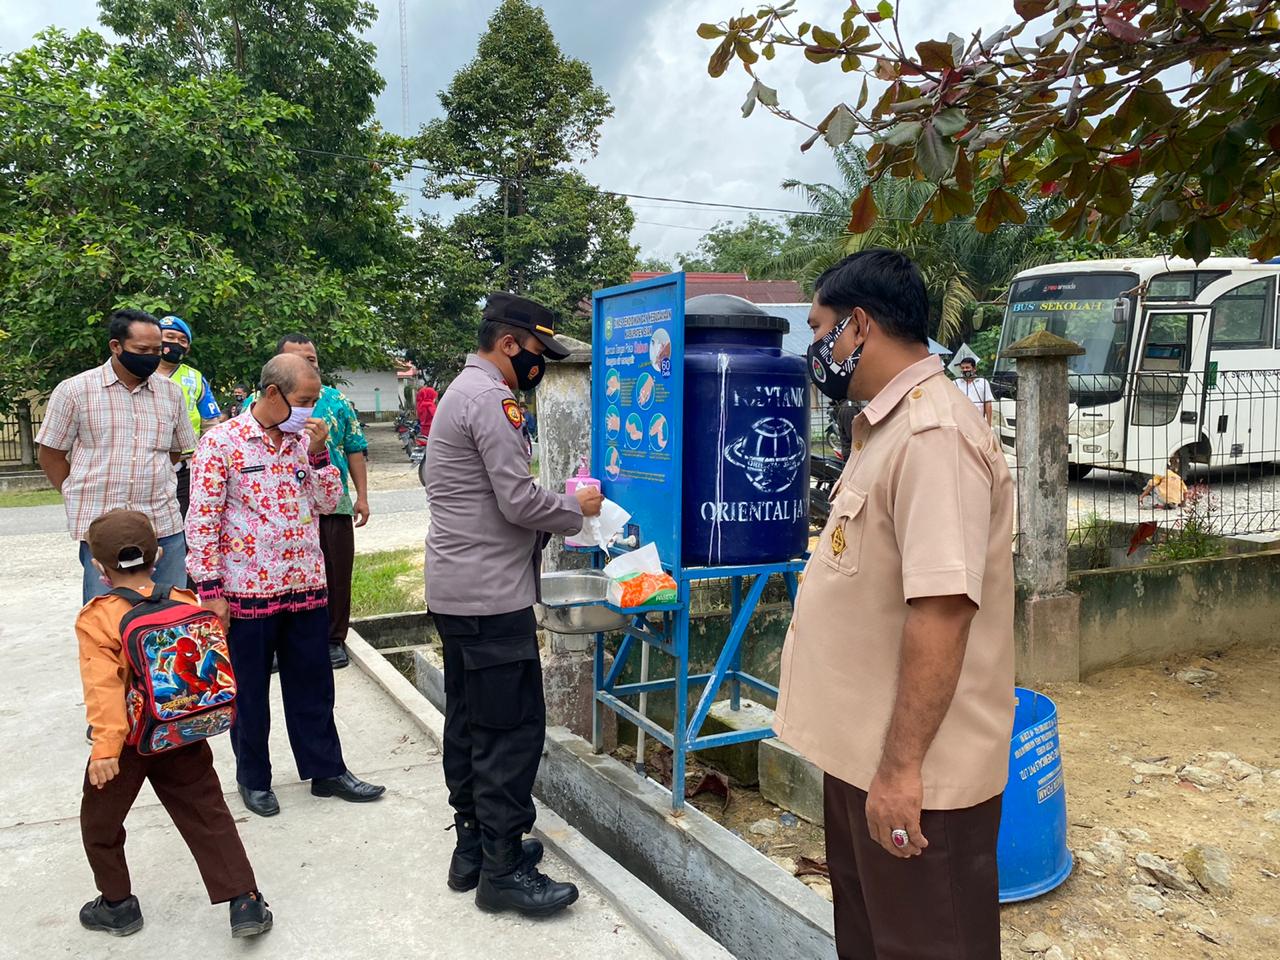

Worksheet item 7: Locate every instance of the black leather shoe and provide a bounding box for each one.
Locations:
[476,837,578,916]
[447,815,543,892]
[79,895,143,937]
[238,784,280,818]
[311,770,385,803]
[329,644,350,669]
[229,891,273,938]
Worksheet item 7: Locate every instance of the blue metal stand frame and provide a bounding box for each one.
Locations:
[592,559,803,811]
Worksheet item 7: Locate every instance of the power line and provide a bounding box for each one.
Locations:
[0,89,1050,230]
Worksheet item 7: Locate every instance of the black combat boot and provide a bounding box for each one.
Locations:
[447,815,544,892]
[475,836,578,916]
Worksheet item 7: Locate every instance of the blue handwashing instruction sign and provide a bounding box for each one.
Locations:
[592,273,686,572]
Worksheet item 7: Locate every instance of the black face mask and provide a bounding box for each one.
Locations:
[117,350,162,380]
[161,343,188,365]
[807,316,861,403]
[510,347,546,391]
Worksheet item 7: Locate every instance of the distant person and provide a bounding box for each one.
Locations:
[778,251,1015,960]
[37,308,195,603]
[76,510,270,940]
[416,384,438,436]
[156,315,221,518]
[520,401,538,443]
[271,334,370,669]
[833,400,857,459]
[955,357,994,425]
[186,353,384,817]
[223,384,249,420]
[1139,455,1187,509]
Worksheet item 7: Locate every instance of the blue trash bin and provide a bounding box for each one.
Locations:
[996,687,1073,902]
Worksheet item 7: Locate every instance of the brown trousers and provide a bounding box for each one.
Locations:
[824,773,1003,960]
[319,513,355,647]
[80,742,256,904]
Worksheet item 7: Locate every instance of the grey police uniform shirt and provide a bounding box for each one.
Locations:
[425,355,584,616]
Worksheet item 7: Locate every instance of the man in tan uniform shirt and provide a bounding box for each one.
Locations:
[777,250,1015,959]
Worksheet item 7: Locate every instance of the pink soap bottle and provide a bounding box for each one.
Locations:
[565,457,600,547]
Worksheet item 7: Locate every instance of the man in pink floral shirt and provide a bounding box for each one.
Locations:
[186,354,384,817]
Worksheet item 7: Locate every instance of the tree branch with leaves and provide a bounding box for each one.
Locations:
[699,0,1280,261]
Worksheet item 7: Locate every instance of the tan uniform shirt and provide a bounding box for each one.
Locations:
[775,355,1016,810]
[425,355,583,616]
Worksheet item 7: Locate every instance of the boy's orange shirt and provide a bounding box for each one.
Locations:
[76,584,201,761]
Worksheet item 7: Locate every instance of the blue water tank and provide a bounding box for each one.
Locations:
[682,295,811,568]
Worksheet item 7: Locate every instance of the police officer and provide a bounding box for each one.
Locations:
[425,292,603,916]
[156,315,221,518]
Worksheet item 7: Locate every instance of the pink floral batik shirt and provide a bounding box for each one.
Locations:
[185,409,342,618]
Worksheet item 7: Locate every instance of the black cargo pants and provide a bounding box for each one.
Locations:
[432,608,545,841]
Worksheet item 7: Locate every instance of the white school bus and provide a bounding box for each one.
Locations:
[993,257,1280,479]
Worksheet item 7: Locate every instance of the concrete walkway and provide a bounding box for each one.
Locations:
[0,510,663,959]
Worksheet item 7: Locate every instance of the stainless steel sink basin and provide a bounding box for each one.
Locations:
[535,570,626,635]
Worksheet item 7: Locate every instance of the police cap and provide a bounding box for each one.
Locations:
[482,292,571,361]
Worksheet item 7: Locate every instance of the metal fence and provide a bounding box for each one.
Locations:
[0,411,39,466]
[1001,369,1280,569]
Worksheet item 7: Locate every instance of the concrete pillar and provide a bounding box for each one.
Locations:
[16,400,35,466]
[535,336,613,744]
[1001,330,1085,682]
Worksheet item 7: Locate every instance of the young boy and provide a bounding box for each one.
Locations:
[77,509,272,939]
[1139,455,1188,510]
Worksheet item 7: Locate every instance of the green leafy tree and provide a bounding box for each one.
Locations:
[775,147,1053,342]
[0,29,388,407]
[699,1,1280,261]
[674,215,791,275]
[387,216,490,386]
[418,0,636,336]
[99,0,409,279]
[637,255,675,273]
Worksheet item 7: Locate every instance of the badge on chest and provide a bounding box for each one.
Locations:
[831,523,847,557]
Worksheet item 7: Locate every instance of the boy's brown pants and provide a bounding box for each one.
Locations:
[81,741,256,904]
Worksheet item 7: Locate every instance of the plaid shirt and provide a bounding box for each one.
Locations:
[37,360,195,541]
[185,410,342,618]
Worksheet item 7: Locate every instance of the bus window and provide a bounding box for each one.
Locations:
[1132,311,1198,428]
[1212,277,1275,349]
[1146,271,1229,301]
[1141,312,1192,371]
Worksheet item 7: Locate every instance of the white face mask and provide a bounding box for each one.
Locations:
[277,404,315,434]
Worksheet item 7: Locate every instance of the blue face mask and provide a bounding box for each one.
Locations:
[807,315,862,402]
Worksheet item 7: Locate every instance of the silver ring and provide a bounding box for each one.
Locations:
[891,829,909,848]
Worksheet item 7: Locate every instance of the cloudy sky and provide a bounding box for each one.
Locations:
[2,0,1017,262]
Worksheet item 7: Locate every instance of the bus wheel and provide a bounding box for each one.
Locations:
[1067,464,1094,482]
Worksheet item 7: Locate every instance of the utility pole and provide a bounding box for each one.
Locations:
[399,0,412,215]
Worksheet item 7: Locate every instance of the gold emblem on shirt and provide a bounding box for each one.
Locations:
[831,523,846,557]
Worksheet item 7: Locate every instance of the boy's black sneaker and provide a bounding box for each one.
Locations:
[229,891,272,938]
[79,895,143,937]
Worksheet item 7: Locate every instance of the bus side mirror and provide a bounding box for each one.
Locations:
[1113,298,1133,325]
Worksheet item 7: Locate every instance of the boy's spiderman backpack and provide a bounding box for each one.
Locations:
[110,586,238,755]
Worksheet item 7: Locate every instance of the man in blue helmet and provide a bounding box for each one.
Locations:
[157,315,222,518]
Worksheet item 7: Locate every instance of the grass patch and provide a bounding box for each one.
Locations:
[351,547,425,618]
[0,488,63,508]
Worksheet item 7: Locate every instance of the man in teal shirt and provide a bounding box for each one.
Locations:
[273,334,371,668]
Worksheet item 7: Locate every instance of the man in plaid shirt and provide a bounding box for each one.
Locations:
[38,309,196,603]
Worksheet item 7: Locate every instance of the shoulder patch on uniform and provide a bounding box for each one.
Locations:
[907,386,942,435]
[502,398,525,431]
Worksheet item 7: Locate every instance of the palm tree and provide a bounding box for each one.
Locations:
[773,147,1053,344]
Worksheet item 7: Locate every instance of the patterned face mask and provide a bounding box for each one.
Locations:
[807,315,861,402]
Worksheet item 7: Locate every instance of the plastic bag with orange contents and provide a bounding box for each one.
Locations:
[604,543,677,608]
